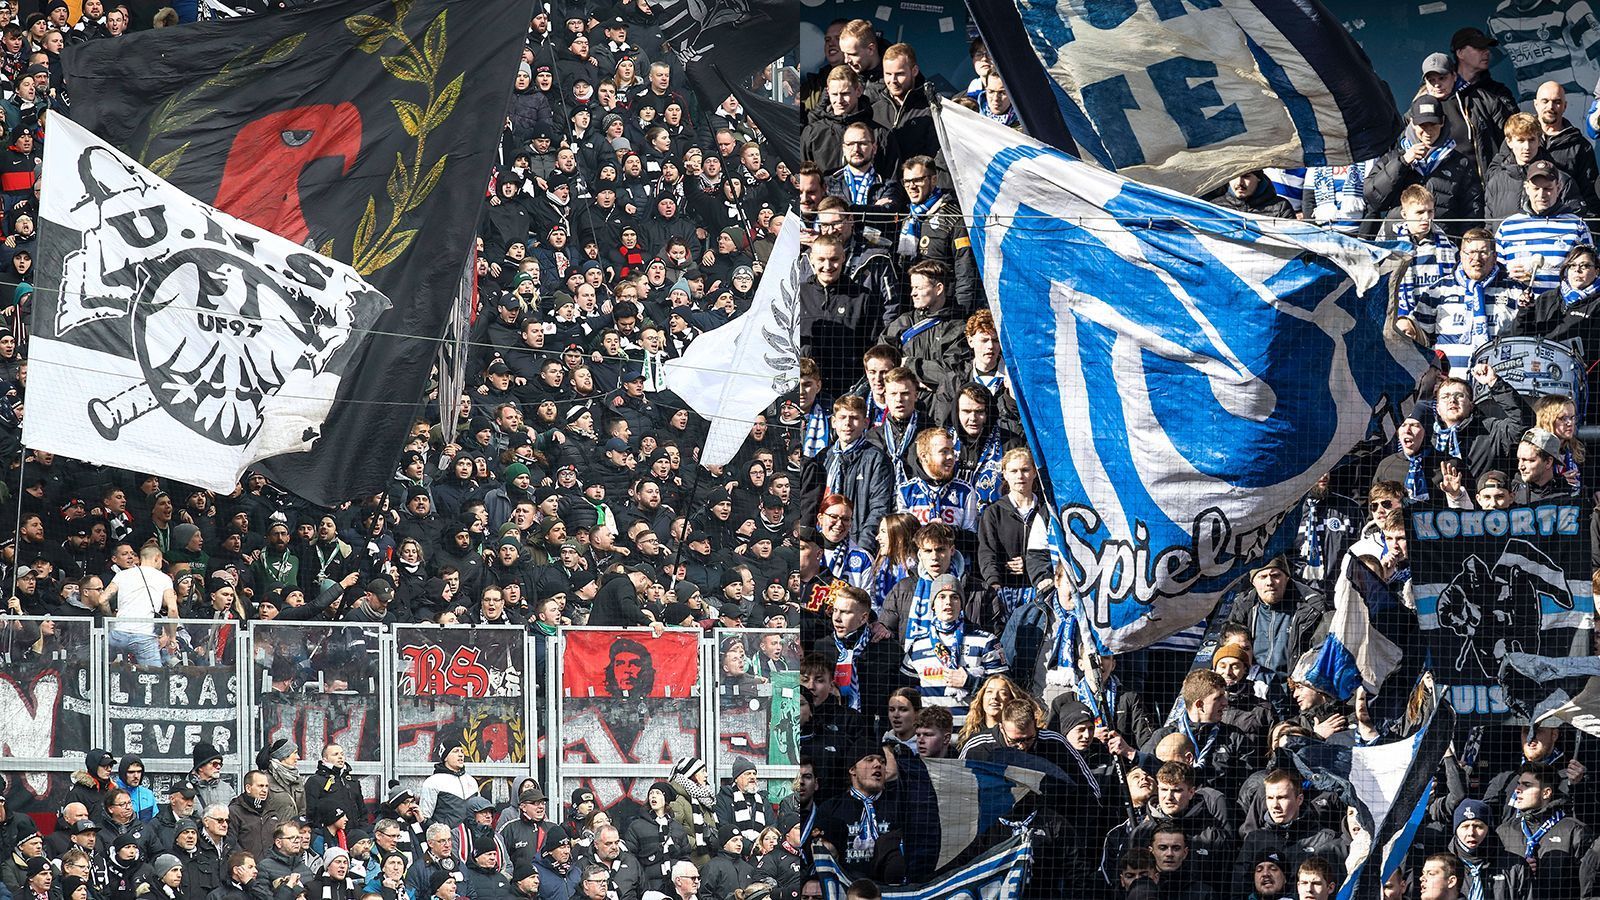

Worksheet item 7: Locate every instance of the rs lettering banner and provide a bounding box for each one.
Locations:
[1411,503,1597,722]
[966,0,1401,193]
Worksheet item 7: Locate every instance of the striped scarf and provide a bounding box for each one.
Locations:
[669,761,715,849]
[802,402,833,457]
[1563,277,1600,308]
[1401,133,1457,177]
[727,790,767,835]
[899,189,944,255]
[842,165,878,206]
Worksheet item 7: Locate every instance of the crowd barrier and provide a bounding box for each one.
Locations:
[0,616,801,822]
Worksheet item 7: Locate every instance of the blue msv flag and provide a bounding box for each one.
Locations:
[937,99,1430,654]
[964,0,1401,194]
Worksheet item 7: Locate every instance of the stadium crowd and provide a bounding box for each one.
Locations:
[12,3,1600,900]
[787,13,1600,900]
[0,1,816,900]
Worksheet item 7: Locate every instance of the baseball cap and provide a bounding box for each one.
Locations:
[1451,27,1498,50]
[1478,469,1511,491]
[1526,159,1558,182]
[604,437,631,454]
[1408,96,1444,125]
[366,579,395,600]
[1421,52,1453,76]
[1522,427,1562,458]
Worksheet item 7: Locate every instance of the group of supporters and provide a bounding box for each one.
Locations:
[0,0,821,899]
[0,738,809,900]
[789,14,1600,900]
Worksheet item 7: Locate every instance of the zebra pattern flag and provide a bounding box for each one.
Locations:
[1290,702,1455,900]
[936,99,1429,653]
[816,833,1033,900]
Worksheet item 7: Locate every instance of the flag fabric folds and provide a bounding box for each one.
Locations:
[815,832,1033,900]
[1499,652,1600,737]
[1290,703,1455,900]
[963,0,1401,193]
[935,98,1429,653]
[26,114,391,492]
[61,0,532,505]
[1304,552,1408,702]
[662,213,801,468]
[664,0,797,120]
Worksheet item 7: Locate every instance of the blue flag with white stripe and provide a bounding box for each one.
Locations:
[893,753,1071,871]
[963,0,1401,194]
[937,99,1430,654]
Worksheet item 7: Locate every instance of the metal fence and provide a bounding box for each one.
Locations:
[0,616,800,821]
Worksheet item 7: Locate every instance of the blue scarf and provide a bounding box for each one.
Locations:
[1299,496,1324,576]
[1563,278,1600,308]
[848,787,882,842]
[1076,675,1119,729]
[881,412,918,483]
[1520,809,1565,868]
[1404,450,1431,501]
[832,628,872,710]
[932,617,966,669]
[953,426,1005,503]
[1175,709,1220,767]
[1401,133,1457,177]
[1434,420,1463,459]
[1452,264,1501,348]
[826,436,866,496]
[842,165,878,206]
[900,188,944,253]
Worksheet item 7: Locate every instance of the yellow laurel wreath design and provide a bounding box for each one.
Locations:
[340,0,461,275]
[461,707,528,763]
[136,33,307,179]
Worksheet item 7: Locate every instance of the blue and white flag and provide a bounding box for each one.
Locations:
[964,0,1400,193]
[897,753,1068,870]
[816,833,1033,900]
[1290,703,1455,900]
[937,99,1429,654]
[1303,547,1408,703]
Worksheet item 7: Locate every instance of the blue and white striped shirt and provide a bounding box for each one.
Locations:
[1496,211,1593,295]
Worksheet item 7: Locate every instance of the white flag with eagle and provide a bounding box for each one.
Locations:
[25,114,391,491]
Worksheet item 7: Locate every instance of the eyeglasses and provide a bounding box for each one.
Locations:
[1368,499,1398,511]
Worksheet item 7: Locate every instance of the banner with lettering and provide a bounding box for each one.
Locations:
[1411,502,1597,721]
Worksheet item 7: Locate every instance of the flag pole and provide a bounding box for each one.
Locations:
[667,453,708,594]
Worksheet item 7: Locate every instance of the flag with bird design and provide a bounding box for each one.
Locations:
[59,0,532,505]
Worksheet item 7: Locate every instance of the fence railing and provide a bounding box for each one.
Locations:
[0,616,802,821]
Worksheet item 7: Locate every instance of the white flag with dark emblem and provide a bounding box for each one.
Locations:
[663,212,800,468]
[25,114,391,491]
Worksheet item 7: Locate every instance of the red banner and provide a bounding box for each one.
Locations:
[561,630,699,700]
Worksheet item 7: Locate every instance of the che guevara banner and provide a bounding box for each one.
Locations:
[561,630,701,700]
[58,0,533,505]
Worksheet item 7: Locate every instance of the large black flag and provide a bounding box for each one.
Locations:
[1409,502,1597,723]
[60,0,532,505]
[694,63,800,172]
[658,0,796,119]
